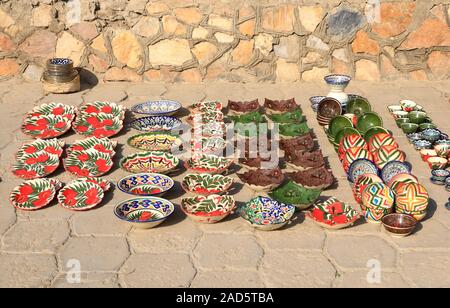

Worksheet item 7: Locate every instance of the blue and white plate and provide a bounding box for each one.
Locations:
[381,161,412,185]
[118,173,174,196]
[347,158,378,183]
[130,116,182,132]
[131,100,182,116]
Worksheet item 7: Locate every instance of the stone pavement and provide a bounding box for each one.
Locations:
[0,79,449,288]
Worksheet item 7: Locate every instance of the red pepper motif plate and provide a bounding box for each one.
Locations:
[16,138,65,159]
[77,177,111,192]
[64,149,114,177]
[67,137,117,156]
[22,103,76,139]
[10,178,62,211]
[79,101,125,118]
[12,152,61,179]
[72,113,124,138]
[57,180,105,211]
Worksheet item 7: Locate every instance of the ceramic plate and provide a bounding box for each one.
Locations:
[181,195,235,223]
[189,101,222,113]
[16,138,64,158]
[193,122,226,137]
[58,180,104,211]
[130,116,182,132]
[188,111,224,126]
[128,132,182,152]
[185,154,233,174]
[117,173,174,196]
[380,161,412,185]
[368,133,398,153]
[12,152,61,179]
[10,179,62,211]
[79,101,125,119]
[191,137,227,155]
[307,197,360,230]
[114,197,175,229]
[347,159,378,183]
[238,196,295,231]
[77,177,111,192]
[67,137,117,155]
[373,146,406,169]
[72,113,124,138]
[343,147,372,172]
[395,183,429,213]
[120,151,179,174]
[182,174,234,195]
[131,100,181,116]
[22,114,73,139]
[26,103,76,120]
[64,149,113,177]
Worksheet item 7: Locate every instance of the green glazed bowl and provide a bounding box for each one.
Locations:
[356,112,383,134]
[363,126,390,142]
[396,118,410,128]
[347,95,371,116]
[419,123,437,131]
[401,123,419,134]
[408,111,427,124]
[334,127,361,145]
[328,116,354,138]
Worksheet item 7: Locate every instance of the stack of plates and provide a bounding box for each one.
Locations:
[43,58,78,84]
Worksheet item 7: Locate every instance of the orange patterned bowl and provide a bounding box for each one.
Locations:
[373,145,406,170]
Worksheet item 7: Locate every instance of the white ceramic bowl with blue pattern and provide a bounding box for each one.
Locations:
[324,74,352,86]
[131,100,182,116]
[117,173,174,196]
[130,116,183,132]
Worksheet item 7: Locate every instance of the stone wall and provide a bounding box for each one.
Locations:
[0,0,449,83]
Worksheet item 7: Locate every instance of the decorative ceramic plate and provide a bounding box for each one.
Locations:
[67,137,117,155]
[120,151,179,174]
[185,154,233,174]
[77,177,111,192]
[182,174,234,195]
[195,122,226,137]
[79,101,125,119]
[188,111,224,126]
[114,197,175,229]
[57,180,104,211]
[368,133,398,153]
[347,159,378,183]
[181,195,235,223]
[117,173,174,196]
[307,197,360,230]
[10,178,62,211]
[338,134,367,160]
[189,101,222,113]
[22,114,74,139]
[16,139,64,158]
[343,147,372,172]
[388,173,419,191]
[127,132,182,152]
[373,146,406,169]
[72,113,124,138]
[64,149,113,177]
[131,100,181,116]
[362,182,395,211]
[395,183,429,214]
[238,196,295,231]
[130,116,182,132]
[12,152,61,179]
[26,103,76,120]
[380,161,412,185]
[352,174,383,205]
[191,137,227,155]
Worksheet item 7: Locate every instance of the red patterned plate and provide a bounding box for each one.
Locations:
[57,180,104,211]
[12,152,61,179]
[16,139,65,158]
[10,179,62,211]
[22,114,73,139]
[373,145,406,169]
[64,149,113,177]
[72,113,124,138]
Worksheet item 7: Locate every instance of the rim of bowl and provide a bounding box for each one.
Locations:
[324,74,352,84]
[131,100,182,115]
[382,213,417,230]
[114,196,175,223]
[117,172,175,195]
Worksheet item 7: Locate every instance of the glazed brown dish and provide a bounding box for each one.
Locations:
[238,167,284,186]
[286,149,325,169]
[235,138,272,158]
[239,156,273,169]
[280,133,315,154]
[264,98,298,113]
[228,99,260,113]
[287,166,334,189]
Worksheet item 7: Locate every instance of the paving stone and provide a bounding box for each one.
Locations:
[326,235,397,270]
[400,251,450,287]
[261,250,336,287]
[191,270,264,288]
[71,206,131,237]
[336,271,410,288]
[120,253,195,287]
[16,204,74,221]
[51,273,119,288]
[126,83,167,98]
[194,234,262,270]
[2,220,69,253]
[59,237,130,272]
[0,198,16,236]
[0,254,57,287]
[83,84,128,102]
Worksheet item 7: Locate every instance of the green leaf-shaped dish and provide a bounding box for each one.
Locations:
[229,111,266,124]
[279,122,310,137]
[269,181,322,210]
[268,108,303,124]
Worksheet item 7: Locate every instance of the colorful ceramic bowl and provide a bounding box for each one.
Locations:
[114,197,175,229]
[307,197,360,230]
[185,154,233,175]
[347,159,378,183]
[181,195,235,223]
[79,101,125,118]
[431,169,450,182]
[356,112,383,134]
[64,149,113,177]
[380,161,412,185]
[382,213,417,238]
[120,151,179,174]
[367,132,397,153]
[324,74,352,86]
[10,179,62,211]
[346,95,371,116]
[373,145,406,170]
[130,116,182,132]
[16,138,65,159]
[419,123,437,131]
[427,156,447,169]
[238,196,295,231]
[363,126,390,143]
[352,174,383,205]
[117,173,174,196]
[400,99,417,112]
[392,110,409,119]
[413,140,432,151]
[338,134,366,159]
[406,133,423,144]
[388,105,402,113]
[335,128,361,148]
[395,183,429,220]
[22,114,74,139]
[12,152,61,179]
[127,132,182,152]
[420,149,438,162]
[362,182,395,223]
[67,137,117,155]
[131,100,181,116]
[189,101,222,114]
[396,118,410,128]
[57,180,105,211]
[435,140,450,158]
[388,173,419,191]
[191,137,227,155]
[421,128,441,143]
[181,174,233,195]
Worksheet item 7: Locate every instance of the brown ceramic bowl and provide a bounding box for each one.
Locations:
[382,213,417,238]
[317,98,342,118]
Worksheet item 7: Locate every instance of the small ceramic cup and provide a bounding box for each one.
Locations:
[393,111,409,119]
[400,99,417,112]
[408,111,427,124]
[388,105,402,113]
[419,123,437,131]
[427,156,448,170]
[407,133,423,144]
[431,169,450,182]
[420,149,438,162]
[396,118,410,128]
[401,123,419,134]
[413,139,432,151]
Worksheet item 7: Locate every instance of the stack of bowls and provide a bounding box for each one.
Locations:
[43,58,78,84]
[317,97,342,126]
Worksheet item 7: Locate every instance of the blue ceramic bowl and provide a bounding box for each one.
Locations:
[421,128,441,143]
[131,100,182,116]
[309,96,326,112]
[413,140,432,150]
[406,133,423,144]
[431,169,450,182]
[130,116,182,132]
[347,159,378,183]
[324,74,352,86]
[117,173,174,196]
[381,161,412,185]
